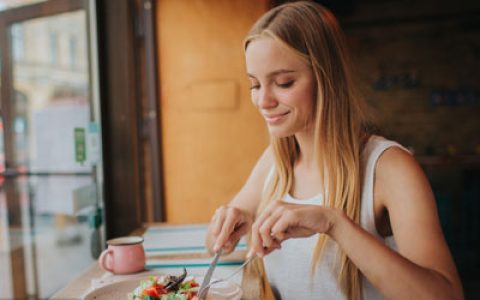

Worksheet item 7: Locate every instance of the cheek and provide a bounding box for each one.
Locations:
[285,88,313,109]
[295,91,315,120]
[275,89,295,105]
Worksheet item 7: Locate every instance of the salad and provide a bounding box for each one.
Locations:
[128,269,200,300]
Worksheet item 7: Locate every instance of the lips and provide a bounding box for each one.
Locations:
[263,111,290,123]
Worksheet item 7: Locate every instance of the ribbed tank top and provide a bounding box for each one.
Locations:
[263,135,408,299]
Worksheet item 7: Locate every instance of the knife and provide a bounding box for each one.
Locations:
[198,249,223,299]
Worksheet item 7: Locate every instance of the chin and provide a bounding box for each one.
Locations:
[267,127,294,139]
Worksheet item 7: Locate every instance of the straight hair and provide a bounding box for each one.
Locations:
[245,2,370,299]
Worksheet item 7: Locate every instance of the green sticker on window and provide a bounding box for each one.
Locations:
[74,127,86,164]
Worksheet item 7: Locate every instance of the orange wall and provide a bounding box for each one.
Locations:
[156,0,269,223]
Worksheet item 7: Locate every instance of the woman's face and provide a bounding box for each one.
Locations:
[245,37,316,138]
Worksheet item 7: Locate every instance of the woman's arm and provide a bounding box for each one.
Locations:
[205,147,274,254]
[249,147,463,299]
[329,147,463,299]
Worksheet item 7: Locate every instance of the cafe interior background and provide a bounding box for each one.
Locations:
[0,0,478,299]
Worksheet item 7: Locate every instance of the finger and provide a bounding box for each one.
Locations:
[249,201,280,257]
[213,208,240,252]
[258,207,283,248]
[254,200,279,226]
[222,220,250,253]
[223,240,235,253]
[256,237,282,258]
[226,223,249,246]
[211,206,227,236]
[270,210,297,241]
[223,224,251,253]
[249,213,269,258]
[262,240,282,256]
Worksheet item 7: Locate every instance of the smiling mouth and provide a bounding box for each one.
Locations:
[264,112,290,123]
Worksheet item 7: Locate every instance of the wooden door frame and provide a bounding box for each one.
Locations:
[96,0,165,237]
[136,0,164,223]
[95,0,142,238]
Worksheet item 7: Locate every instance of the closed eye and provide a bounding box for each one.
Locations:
[250,84,260,90]
[276,81,294,88]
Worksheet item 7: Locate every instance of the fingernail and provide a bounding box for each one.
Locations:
[247,249,254,258]
[213,243,220,252]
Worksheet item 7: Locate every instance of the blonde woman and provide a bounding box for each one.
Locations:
[205,1,462,299]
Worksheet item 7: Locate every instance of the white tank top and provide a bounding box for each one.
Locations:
[263,135,408,299]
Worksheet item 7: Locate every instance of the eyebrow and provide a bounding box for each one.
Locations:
[247,69,296,79]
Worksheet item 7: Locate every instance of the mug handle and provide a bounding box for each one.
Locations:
[98,249,114,272]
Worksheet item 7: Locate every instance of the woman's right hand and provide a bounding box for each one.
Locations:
[207,205,254,254]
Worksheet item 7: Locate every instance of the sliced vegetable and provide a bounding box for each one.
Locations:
[128,272,199,300]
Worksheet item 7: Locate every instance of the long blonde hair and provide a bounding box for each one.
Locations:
[245,2,370,299]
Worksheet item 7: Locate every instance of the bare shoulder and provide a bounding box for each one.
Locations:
[374,146,431,209]
[376,146,421,178]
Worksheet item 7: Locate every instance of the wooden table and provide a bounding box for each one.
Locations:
[51,223,274,300]
[51,263,105,299]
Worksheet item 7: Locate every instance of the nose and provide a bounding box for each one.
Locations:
[255,86,278,109]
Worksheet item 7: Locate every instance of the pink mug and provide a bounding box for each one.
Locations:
[99,236,145,274]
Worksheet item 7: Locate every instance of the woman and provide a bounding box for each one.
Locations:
[205,1,463,299]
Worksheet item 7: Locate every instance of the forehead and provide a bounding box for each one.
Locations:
[245,37,309,75]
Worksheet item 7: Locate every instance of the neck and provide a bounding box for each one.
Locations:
[295,131,316,168]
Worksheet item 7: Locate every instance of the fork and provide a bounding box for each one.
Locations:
[198,256,255,297]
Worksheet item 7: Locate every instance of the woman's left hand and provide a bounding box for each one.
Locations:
[248,200,337,258]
